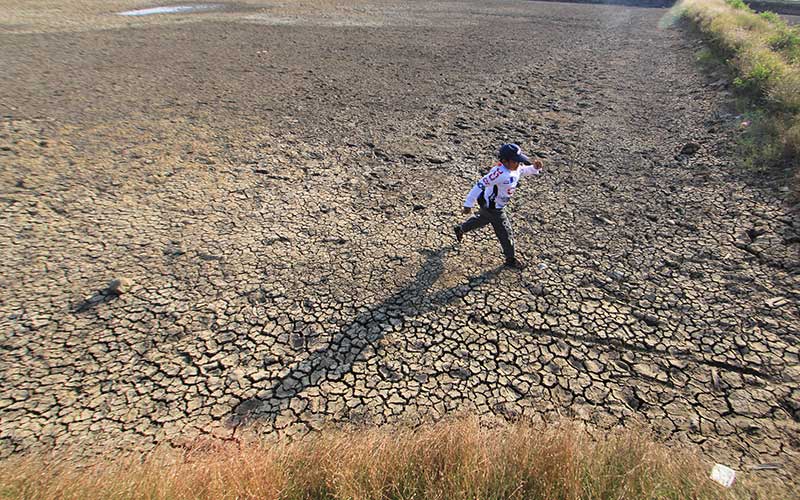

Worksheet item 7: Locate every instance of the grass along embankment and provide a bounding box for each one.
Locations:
[677,0,800,196]
[0,418,790,500]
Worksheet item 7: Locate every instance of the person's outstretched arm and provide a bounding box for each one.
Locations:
[520,159,544,177]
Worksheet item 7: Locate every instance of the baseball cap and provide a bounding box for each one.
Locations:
[498,143,531,165]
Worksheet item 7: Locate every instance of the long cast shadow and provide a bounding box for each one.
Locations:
[228,246,502,428]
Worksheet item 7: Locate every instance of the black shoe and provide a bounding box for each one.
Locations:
[454,225,464,243]
[504,258,526,270]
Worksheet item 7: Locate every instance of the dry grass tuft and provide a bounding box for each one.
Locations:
[0,418,791,499]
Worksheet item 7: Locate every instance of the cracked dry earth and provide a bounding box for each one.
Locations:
[1,0,799,481]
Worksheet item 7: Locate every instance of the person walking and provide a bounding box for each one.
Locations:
[454,143,543,269]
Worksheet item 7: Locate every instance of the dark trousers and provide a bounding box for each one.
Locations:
[460,207,515,262]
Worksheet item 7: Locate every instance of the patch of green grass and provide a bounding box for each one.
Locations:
[733,54,783,97]
[738,109,786,169]
[759,11,782,24]
[768,27,800,63]
[695,47,718,67]
[725,0,751,11]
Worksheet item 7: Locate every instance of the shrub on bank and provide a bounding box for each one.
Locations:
[679,0,800,192]
[0,418,789,499]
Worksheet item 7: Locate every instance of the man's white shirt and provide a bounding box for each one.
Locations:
[464,163,541,209]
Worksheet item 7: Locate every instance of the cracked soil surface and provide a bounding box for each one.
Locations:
[1,0,799,483]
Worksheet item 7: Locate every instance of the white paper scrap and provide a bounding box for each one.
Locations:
[710,463,736,488]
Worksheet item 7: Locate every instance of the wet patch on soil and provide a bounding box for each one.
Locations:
[117,4,225,16]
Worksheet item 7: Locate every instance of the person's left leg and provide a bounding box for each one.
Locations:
[455,209,491,243]
[460,210,491,234]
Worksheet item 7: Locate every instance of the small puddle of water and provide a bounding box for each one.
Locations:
[117,4,222,16]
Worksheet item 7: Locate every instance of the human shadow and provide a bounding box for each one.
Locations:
[228,245,502,428]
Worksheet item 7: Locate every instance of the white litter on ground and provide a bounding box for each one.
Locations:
[710,464,736,488]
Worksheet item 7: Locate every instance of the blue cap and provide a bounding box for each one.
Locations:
[498,143,531,165]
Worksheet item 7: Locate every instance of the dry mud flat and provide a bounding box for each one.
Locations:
[1,0,799,483]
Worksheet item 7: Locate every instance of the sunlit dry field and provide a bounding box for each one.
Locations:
[1,0,798,490]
